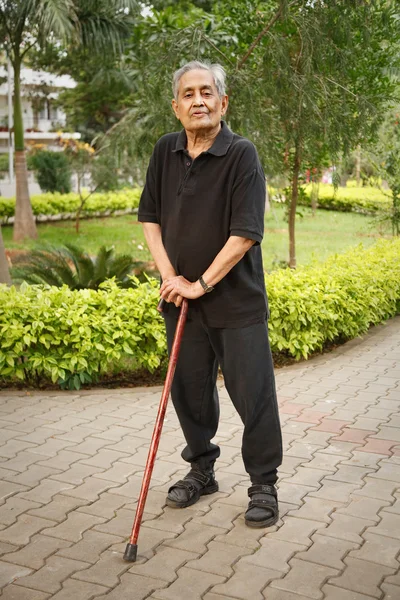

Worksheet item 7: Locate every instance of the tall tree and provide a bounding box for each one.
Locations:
[0,226,11,284]
[0,0,138,241]
[106,0,399,267]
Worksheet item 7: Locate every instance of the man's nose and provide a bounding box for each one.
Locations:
[192,92,204,105]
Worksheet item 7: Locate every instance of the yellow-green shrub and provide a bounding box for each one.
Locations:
[300,183,391,214]
[0,239,399,388]
[0,188,142,223]
[267,239,400,358]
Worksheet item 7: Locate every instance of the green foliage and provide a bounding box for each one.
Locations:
[11,244,146,289]
[29,150,72,194]
[299,184,391,215]
[1,239,399,388]
[267,239,400,359]
[0,188,142,224]
[0,154,9,172]
[0,278,166,389]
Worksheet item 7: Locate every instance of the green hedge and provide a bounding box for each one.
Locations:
[0,239,399,388]
[267,238,400,358]
[0,188,142,223]
[299,183,392,214]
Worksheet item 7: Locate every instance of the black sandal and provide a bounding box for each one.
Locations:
[166,467,219,508]
[244,484,279,528]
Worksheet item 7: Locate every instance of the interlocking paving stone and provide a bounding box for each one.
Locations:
[240,538,306,573]
[164,521,227,554]
[309,479,362,503]
[193,502,243,530]
[151,566,225,600]
[269,558,338,599]
[0,561,32,588]
[275,481,316,506]
[364,511,400,539]
[287,497,345,523]
[348,532,400,568]
[322,584,381,600]
[28,494,88,523]
[327,557,395,598]
[1,316,400,600]
[49,463,106,485]
[3,464,63,488]
[1,451,42,473]
[213,516,267,550]
[95,572,167,600]
[381,583,400,600]
[295,534,359,569]
[336,494,391,522]
[264,516,325,547]
[318,512,375,544]
[13,556,90,594]
[185,540,252,577]
[0,497,41,526]
[0,585,50,600]
[42,512,105,542]
[71,549,132,587]
[129,545,198,582]
[56,530,122,563]
[1,534,71,569]
[50,579,109,600]
[16,479,75,504]
[212,563,282,600]
[355,477,398,501]
[0,515,56,545]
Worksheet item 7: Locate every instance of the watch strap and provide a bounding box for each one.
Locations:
[199,276,214,293]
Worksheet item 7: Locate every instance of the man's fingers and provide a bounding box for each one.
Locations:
[174,295,183,307]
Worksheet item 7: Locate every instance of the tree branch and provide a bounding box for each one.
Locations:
[236,0,296,71]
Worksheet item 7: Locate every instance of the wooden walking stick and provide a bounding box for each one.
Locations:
[123,298,188,562]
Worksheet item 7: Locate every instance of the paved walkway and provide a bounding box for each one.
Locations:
[0,317,399,600]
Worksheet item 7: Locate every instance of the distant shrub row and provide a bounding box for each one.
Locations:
[1,239,399,389]
[0,188,142,224]
[299,183,392,214]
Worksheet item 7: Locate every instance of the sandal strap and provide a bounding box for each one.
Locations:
[168,479,197,495]
[248,484,277,498]
[185,469,212,486]
[248,496,277,511]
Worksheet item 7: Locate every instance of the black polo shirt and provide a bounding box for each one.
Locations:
[138,121,268,328]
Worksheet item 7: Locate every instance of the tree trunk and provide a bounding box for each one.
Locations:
[0,226,11,285]
[311,180,319,216]
[12,57,37,242]
[288,140,302,269]
[355,144,361,187]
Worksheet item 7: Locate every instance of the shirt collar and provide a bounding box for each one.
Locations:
[172,121,234,156]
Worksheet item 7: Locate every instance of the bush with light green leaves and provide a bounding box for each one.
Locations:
[267,238,400,358]
[0,188,142,223]
[0,239,399,389]
[0,278,165,389]
[300,183,391,214]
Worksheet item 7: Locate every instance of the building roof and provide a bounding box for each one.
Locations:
[0,66,76,97]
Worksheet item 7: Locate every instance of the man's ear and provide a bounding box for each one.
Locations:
[221,95,229,116]
[172,99,179,119]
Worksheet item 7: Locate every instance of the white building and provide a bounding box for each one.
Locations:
[0,66,81,152]
[0,66,81,196]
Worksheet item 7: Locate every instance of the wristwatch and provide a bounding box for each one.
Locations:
[199,276,214,293]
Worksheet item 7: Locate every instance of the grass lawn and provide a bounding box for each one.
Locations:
[2,204,388,272]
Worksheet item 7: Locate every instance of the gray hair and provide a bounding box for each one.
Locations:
[172,61,226,100]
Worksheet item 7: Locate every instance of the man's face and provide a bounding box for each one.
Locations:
[172,69,228,134]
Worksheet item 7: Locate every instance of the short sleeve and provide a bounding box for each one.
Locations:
[138,151,159,224]
[230,144,266,244]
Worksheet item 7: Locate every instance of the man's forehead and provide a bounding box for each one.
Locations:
[178,69,217,91]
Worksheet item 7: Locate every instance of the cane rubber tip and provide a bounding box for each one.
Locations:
[123,543,138,562]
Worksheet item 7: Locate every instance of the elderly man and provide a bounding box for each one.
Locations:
[138,60,282,528]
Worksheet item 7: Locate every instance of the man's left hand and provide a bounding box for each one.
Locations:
[160,276,204,305]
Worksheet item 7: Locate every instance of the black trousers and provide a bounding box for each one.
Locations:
[165,316,283,485]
